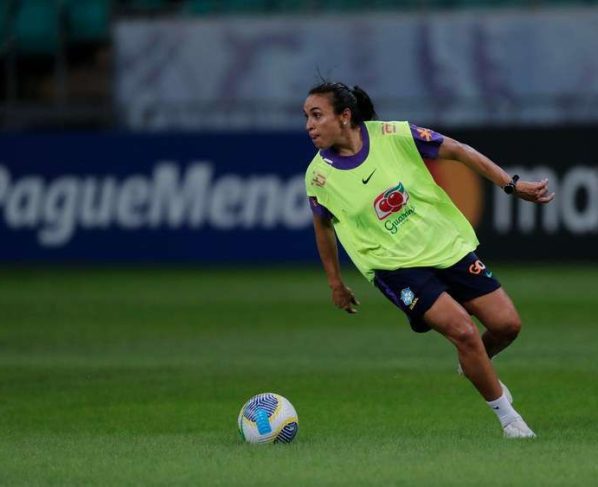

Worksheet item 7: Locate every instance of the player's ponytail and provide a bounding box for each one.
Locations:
[351,85,377,122]
[308,81,378,127]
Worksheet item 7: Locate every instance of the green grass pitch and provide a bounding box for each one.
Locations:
[1,264,597,485]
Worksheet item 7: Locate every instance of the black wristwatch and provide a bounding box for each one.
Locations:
[503,174,520,195]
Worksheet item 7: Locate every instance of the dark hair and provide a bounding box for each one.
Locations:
[308,81,377,127]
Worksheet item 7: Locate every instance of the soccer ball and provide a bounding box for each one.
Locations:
[238,393,299,444]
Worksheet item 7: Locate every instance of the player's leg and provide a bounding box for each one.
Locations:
[424,292,535,437]
[437,253,517,360]
[374,267,535,437]
[375,265,501,399]
[423,292,502,401]
[462,287,522,360]
[436,255,536,437]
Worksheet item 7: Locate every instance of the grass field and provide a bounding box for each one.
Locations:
[1,264,597,485]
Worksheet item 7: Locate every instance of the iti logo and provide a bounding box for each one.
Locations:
[374,182,409,220]
[381,123,397,135]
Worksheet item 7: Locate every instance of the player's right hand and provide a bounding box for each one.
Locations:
[331,284,360,314]
[515,178,555,204]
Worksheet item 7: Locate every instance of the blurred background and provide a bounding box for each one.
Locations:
[0,0,596,263]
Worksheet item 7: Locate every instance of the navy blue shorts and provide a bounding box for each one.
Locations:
[373,252,501,333]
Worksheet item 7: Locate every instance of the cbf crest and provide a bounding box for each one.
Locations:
[400,287,415,306]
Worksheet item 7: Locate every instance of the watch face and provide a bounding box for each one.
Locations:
[504,185,514,194]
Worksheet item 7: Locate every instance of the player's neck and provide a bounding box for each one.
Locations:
[334,127,363,156]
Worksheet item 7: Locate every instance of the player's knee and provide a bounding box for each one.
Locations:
[449,315,480,350]
[455,326,480,351]
[501,314,522,341]
[493,310,521,342]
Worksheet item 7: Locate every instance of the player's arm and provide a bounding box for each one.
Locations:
[312,213,360,314]
[438,136,555,204]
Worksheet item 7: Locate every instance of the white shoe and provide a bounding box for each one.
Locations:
[503,418,536,439]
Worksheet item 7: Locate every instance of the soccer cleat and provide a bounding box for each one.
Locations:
[503,418,536,439]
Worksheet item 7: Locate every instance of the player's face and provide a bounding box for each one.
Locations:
[303,94,345,149]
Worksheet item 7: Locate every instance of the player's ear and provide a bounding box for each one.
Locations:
[341,108,351,126]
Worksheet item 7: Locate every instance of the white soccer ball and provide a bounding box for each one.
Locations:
[238,393,299,444]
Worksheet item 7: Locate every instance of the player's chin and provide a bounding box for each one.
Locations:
[311,138,330,150]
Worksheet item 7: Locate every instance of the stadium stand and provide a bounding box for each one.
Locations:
[66,0,111,43]
[0,0,596,129]
[13,0,61,55]
[0,5,6,53]
[4,0,597,57]
[125,0,171,11]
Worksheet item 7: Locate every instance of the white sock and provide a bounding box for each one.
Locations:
[487,392,520,427]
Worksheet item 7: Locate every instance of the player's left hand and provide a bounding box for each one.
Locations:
[331,284,360,314]
[515,178,555,204]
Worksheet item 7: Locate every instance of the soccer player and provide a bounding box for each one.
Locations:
[303,81,554,439]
